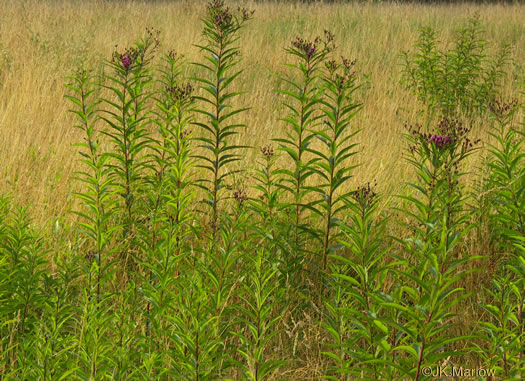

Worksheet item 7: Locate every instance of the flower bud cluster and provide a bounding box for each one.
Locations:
[260,144,274,159]
[166,83,194,102]
[430,135,452,148]
[352,182,377,204]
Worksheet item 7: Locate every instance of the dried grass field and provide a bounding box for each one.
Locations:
[0,0,523,226]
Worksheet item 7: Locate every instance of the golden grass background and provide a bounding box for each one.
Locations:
[0,0,523,234]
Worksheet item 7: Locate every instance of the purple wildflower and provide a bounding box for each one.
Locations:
[326,59,337,73]
[208,0,233,29]
[324,29,335,43]
[430,135,452,149]
[291,37,318,59]
[489,98,518,122]
[167,50,177,61]
[120,53,132,70]
[326,56,356,90]
[407,118,479,155]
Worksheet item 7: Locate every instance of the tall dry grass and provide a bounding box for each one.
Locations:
[0,0,523,231]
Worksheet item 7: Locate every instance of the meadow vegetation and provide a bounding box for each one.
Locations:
[0,0,524,379]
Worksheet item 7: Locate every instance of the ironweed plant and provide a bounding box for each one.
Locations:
[65,67,121,378]
[273,30,335,294]
[312,55,361,273]
[322,184,398,380]
[484,99,524,249]
[190,4,257,373]
[101,30,160,276]
[193,0,253,240]
[390,118,481,380]
[232,249,286,380]
[139,49,196,365]
[474,99,525,379]
[248,144,281,257]
[30,261,78,380]
[1,2,523,380]
[169,268,222,379]
[66,67,116,303]
[0,200,47,376]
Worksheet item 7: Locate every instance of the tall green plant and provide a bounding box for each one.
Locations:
[475,99,525,379]
[139,49,196,344]
[73,288,115,379]
[0,201,47,375]
[249,145,281,258]
[390,119,480,379]
[484,99,524,249]
[66,65,122,380]
[190,2,255,375]
[66,67,116,302]
[273,30,334,287]
[232,249,286,380]
[193,0,253,239]
[100,30,159,272]
[322,184,396,380]
[30,260,79,380]
[476,273,524,380]
[312,56,361,273]
[170,269,222,379]
[401,16,510,118]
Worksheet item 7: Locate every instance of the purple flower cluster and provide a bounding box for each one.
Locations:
[430,135,452,148]
[291,30,336,61]
[113,46,138,71]
[326,56,356,90]
[214,10,232,28]
[120,53,132,70]
[167,50,177,61]
[291,36,320,60]
[208,0,232,29]
[324,29,335,44]
[326,60,337,72]
[407,118,479,155]
[489,98,518,121]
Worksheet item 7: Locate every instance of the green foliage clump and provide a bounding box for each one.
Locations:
[475,99,525,379]
[401,15,511,119]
